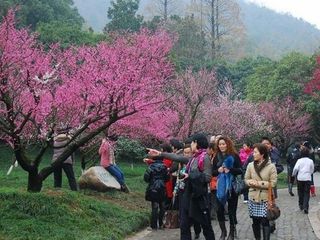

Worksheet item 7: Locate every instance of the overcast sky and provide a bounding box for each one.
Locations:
[246,0,320,29]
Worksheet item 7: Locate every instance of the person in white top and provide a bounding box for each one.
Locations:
[292,147,314,214]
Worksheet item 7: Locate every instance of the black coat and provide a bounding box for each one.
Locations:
[144,161,169,202]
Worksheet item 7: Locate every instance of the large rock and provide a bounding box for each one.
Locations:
[78,166,121,192]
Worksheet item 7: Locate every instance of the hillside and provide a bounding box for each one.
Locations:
[73,0,320,59]
[240,0,320,58]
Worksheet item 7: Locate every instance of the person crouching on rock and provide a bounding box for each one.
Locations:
[99,138,129,193]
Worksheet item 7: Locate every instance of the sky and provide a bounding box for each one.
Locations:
[246,0,320,29]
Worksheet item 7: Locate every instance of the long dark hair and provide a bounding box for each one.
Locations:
[253,143,269,179]
[215,136,238,155]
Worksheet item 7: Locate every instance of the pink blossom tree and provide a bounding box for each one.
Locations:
[259,97,311,149]
[305,56,320,99]
[0,10,174,191]
[165,68,218,138]
[203,88,271,143]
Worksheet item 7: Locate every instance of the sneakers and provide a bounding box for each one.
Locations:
[304,209,309,214]
[243,200,248,203]
[289,191,294,196]
[146,227,157,231]
[121,184,130,193]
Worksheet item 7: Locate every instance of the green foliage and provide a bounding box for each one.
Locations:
[244,53,315,102]
[166,16,207,71]
[115,137,146,164]
[105,0,143,33]
[277,172,288,189]
[228,56,271,97]
[142,15,162,32]
[0,0,84,30]
[36,21,107,48]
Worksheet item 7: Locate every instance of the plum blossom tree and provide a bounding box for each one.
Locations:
[166,68,218,138]
[203,87,271,142]
[259,97,311,150]
[0,10,174,191]
[305,56,320,99]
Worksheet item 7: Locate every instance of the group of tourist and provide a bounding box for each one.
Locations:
[143,133,316,240]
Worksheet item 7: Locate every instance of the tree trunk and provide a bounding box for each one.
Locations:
[164,0,168,20]
[210,0,216,60]
[27,168,42,192]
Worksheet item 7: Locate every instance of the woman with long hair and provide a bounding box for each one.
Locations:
[245,143,277,240]
[212,136,242,240]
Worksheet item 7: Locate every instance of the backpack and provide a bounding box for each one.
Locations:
[145,163,167,202]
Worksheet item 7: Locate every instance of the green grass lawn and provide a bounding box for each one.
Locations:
[0,145,149,240]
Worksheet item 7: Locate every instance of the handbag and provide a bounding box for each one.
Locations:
[210,176,218,191]
[232,176,246,195]
[164,198,179,229]
[266,182,281,221]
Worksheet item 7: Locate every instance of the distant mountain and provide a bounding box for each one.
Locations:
[73,0,320,59]
[240,0,320,58]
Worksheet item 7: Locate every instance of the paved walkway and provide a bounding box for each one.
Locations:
[127,175,320,240]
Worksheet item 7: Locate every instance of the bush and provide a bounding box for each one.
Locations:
[115,137,146,164]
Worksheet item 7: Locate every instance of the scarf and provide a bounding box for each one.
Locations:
[253,158,268,179]
[216,155,235,205]
[186,148,207,173]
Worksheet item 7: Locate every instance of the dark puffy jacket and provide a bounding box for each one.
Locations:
[144,161,169,202]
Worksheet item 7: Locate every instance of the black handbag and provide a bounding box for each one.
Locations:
[232,176,246,195]
[266,182,281,220]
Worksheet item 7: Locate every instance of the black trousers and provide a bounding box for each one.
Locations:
[297,180,311,211]
[252,216,269,227]
[180,196,215,240]
[217,191,238,225]
[151,201,165,229]
[54,163,77,191]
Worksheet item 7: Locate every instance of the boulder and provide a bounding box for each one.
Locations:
[78,166,121,192]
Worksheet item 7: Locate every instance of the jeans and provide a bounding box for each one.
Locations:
[106,164,125,186]
[54,163,77,191]
[297,180,311,211]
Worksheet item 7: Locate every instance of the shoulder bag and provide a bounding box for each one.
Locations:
[266,182,281,220]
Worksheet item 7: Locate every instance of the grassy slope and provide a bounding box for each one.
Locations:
[0,145,149,240]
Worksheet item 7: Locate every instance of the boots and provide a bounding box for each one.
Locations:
[262,226,270,240]
[218,221,227,240]
[226,224,235,240]
[252,224,261,240]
